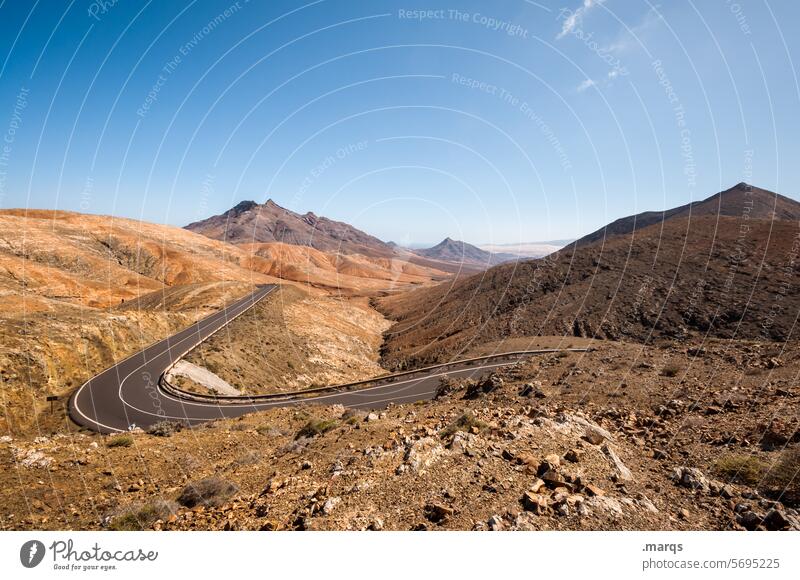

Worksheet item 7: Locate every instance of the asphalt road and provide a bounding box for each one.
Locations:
[68,285,571,433]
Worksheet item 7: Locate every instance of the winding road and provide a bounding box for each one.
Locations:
[69,285,584,433]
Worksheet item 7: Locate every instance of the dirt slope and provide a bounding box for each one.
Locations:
[378,185,800,368]
[578,182,800,245]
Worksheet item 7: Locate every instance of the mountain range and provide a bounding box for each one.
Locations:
[186,198,522,272]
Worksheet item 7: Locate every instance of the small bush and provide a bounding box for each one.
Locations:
[256,424,277,436]
[762,448,800,506]
[146,420,186,437]
[107,499,178,531]
[714,454,766,485]
[234,450,260,465]
[177,477,238,508]
[107,435,134,448]
[440,413,487,439]
[295,418,338,440]
[660,364,681,378]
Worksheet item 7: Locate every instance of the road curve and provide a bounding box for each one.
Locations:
[69,285,582,434]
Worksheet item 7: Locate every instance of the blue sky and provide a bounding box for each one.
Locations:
[0,0,798,245]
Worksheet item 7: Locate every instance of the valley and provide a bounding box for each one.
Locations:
[1,183,799,532]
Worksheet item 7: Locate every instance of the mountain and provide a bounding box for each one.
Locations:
[186,199,394,257]
[578,182,800,245]
[377,183,800,368]
[414,237,518,266]
[187,199,496,275]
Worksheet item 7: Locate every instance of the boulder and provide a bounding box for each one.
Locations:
[602,444,634,481]
[671,466,710,492]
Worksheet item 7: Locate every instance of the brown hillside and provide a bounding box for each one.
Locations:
[578,182,800,245]
[378,186,800,368]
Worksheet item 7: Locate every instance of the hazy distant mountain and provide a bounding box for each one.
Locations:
[186,199,394,257]
[414,237,518,266]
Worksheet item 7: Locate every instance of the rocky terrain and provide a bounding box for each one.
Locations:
[2,340,797,531]
[377,184,800,368]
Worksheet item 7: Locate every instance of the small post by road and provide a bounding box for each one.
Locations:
[46,395,59,413]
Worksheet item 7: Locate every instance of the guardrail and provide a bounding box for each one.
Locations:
[159,348,592,405]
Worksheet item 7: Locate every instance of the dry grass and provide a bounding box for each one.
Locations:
[713,453,766,485]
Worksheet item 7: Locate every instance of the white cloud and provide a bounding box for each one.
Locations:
[576,78,596,92]
[557,0,606,40]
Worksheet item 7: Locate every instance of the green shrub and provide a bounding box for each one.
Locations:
[177,477,238,508]
[660,364,681,378]
[295,418,338,440]
[107,499,178,531]
[439,413,487,439]
[762,448,800,506]
[714,454,766,485]
[106,435,134,448]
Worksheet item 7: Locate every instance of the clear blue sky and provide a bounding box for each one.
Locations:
[0,0,798,245]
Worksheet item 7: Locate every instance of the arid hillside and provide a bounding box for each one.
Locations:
[178,285,391,395]
[3,339,798,531]
[0,209,277,310]
[377,185,800,368]
[578,182,800,245]
[0,209,413,434]
[239,241,449,295]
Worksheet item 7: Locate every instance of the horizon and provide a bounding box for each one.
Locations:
[1,1,799,244]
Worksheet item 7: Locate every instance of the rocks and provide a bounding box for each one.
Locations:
[465,374,504,399]
[585,484,605,497]
[671,467,710,492]
[404,437,446,473]
[564,449,582,463]
[570,416,613,445]
[653,448,669,460]
[601,444,633,481]
[521,491,549,514]
[487,514,505,531]
[529,478,546,494]
[736,510,764,531]
[11,447,53,469]
[519,382,546,398]
[424,502,454,523]
[365,413,379,423]
[321,497,341,515]
[762,509,800,531]
[537,454,561,476]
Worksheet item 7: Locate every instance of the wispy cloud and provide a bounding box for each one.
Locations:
[557,0,606,40]
[605,5,662,54]
[576,78,596,92]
